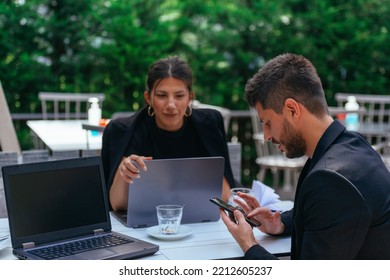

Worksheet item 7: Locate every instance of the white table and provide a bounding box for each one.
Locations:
[0,211,292,260]
[27,120,102,151]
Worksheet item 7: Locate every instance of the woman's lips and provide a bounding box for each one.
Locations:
[164,113,177,118]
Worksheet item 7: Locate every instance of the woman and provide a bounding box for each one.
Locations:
[101,56,236,211]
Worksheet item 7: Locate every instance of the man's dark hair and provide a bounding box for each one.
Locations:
[245,53,328,117]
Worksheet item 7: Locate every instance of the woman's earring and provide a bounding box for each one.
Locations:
[184,106,192,117]
[148,106,155,117]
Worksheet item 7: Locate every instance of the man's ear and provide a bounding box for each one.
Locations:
[284,98,301,119]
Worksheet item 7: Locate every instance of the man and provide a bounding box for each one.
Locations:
[221,53,390,259]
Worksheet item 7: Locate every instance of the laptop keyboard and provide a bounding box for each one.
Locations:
[28,233,133,260]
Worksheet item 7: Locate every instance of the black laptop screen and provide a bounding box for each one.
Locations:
[7,164,107,239]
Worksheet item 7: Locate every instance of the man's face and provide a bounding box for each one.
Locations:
[255,102,306,158]
[279,118,306,158]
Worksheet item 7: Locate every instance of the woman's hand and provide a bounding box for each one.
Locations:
[119,155,152,184]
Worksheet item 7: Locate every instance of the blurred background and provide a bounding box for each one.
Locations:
[1,0,390,187]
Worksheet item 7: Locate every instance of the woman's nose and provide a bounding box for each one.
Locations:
[167,96,176,108]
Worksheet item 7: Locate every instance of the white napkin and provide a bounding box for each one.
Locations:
[251,180,281,210]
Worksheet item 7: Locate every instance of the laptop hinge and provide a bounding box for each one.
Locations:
[93,228,105,234]
[22,242,35,249]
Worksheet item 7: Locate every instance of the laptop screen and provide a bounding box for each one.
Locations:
[3,157,111,247]
[125,157,224,227]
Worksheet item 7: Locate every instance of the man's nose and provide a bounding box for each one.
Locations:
[263,127,272,142]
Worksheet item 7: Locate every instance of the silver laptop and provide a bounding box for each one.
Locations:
[112,157,224,228]
[2,156,159,260]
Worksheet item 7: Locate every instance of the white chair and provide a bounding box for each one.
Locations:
[191,100,231,132]
[373,141,390,170]
[81,149,101,157]
[0,177,6,218]
[111,111,135,119]
[227,142,242,183]
[250,108,306,191]
[0,81,21,154]
[335,93,390,144]
[335,93,390,125]
[39,92,105,120]
[0,151,18,218]
[51,150,80,160]
[0,151,18,178]
[22,149,50,163]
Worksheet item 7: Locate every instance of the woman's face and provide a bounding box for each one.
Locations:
[144,77,193,131]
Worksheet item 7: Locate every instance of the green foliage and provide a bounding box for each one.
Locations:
[2,0,390,113]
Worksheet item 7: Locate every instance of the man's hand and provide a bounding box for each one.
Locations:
[219,208,258,253]
[234,192,285,235]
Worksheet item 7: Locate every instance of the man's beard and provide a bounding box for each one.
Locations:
[279,119,306,158]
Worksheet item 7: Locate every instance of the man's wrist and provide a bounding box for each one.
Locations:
[242,240,258,253]
[268,222,285,236]
[244,243,260,255]
[276,222,285,235]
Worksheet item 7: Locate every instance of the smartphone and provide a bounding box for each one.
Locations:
[210,197,261,227]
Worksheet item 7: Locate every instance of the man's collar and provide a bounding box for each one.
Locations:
[309,120,346,168]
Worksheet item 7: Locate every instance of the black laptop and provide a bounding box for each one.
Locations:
[112,157,224,228]
[2,156,158,260]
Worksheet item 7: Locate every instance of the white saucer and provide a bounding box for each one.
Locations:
[146,225,193,241]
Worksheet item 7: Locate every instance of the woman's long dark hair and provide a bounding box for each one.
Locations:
[145,56,194,94]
